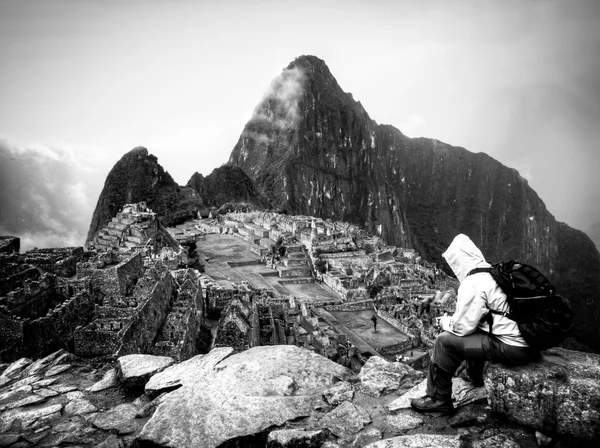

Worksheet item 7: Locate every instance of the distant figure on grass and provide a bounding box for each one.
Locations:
[411,234,540,414]
[371,314,378,332]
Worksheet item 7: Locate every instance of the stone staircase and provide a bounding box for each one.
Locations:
[94,213,147,252]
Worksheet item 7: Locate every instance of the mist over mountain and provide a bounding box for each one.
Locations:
[229,55,600,350]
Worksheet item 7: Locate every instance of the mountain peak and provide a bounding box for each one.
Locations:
[227,55,600,351]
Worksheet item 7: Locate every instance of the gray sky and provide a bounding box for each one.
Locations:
[1,0,599,250]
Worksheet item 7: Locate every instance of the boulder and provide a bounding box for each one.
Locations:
[144,347,233,398]
[87,368,118,392]
[318,401,371,438]
[117,354,175,390]
[365,434,460,447]
[135,345,350,448]
[323,381,354,406]
[485,347,600,440]
[267,429,328,448]
[358,356,424,397]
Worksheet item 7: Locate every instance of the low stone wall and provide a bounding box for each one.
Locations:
[277,266,311,278]
[278,278,314,285]
[227,260,262,268]
[380,340,413,355]
[376,308,418,346]
[324,299,374,312]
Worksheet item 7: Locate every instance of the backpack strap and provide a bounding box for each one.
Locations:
[467,266,512,333]
[467,267,491,277]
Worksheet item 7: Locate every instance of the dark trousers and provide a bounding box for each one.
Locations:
[427,331,539,401]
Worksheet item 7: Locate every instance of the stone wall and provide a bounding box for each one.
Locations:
[4,274,63,319]
[0,308,25,361]
[24,291,96,358]
[376,308,418,346]
[90,252,144,297]
[117,267,175,356]
[73,323,125,357]
[0,266,40,297]
[323,300,374,312]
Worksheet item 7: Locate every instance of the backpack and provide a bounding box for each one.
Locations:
[467,260,573,350]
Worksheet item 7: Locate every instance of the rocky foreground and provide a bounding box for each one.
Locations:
[0,346,598,447]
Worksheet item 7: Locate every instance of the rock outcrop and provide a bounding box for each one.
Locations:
[228,55,600,350]
[135,345,351,448]
[1,346,596,447]
[485,347,600,440]
[186,165,266,209]
[86,147,202,246]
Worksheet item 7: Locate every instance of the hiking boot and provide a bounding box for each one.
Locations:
[410,395,454,414]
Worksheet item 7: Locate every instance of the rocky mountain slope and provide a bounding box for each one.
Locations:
[586,221,600,251]
[186,165,266,209]
[86,147,202,247]
[228,55,600,351]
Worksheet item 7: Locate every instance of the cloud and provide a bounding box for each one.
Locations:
[0,140,95,251]
[251,66,306,130]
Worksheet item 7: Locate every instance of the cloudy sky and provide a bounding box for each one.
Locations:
[1,0,599,250]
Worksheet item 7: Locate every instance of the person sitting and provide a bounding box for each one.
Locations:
[411,234,540,414]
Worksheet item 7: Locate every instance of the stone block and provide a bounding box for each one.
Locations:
[485,347,600,440]
[117,354,175,391]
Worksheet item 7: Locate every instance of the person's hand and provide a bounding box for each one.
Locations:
[439,314,453,332]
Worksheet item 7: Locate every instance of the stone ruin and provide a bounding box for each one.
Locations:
[90,202,181,263]
[0,205,206,364]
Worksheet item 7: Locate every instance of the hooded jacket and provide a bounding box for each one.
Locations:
[442,234,528,347]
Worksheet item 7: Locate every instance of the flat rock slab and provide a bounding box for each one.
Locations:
[353,428,382,447]
[87,368,118,392]
[136,345,351,448]
[318,401,372,438]
[117,354,175,390]
[365,434,460,448]
[91,403,140,435]
[22,350,67,377]
[358,356,425,397]
[0,403,63,432]
[44,364,71,377]
[485,347,600,440]
[384,413,424,434]
[145,347,233,398]
[267,429,327,448]
[1,358,32,379]
[65,398,98,416]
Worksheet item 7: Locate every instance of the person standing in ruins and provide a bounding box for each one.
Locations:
[371,314,378,332]
[411,234,540,414]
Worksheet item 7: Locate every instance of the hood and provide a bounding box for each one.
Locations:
[442,234,491,282]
